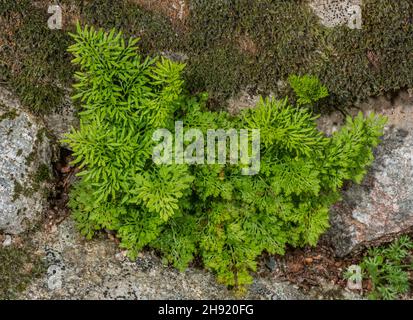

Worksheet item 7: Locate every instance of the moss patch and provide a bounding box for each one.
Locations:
[34,163,51,184]
[184,0,413,108]
[1,0,413,112]
[0,108,18,122]
[0,0,74,114]
[12,180,24,201]
[13,162,51,201]
[0,241,45,299]
[76,0,413,109]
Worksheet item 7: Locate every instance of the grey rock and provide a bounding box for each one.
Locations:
[265,256,277,271]
[325,93,413,256]
[160,51,189,63]
[248,278,308,300]
[20,218,309,300]
[227,89,261,116]
[0,87,52,234]
[42,94,79,143]
[2,234,12,247]
[308,280,364,300]
[308,0,362,28]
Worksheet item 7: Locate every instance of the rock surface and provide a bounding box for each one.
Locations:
[20,218,309,300]
[43,94,79,143]
[308,0,362,28]
[0,87,52,234]
[324,92,413,256]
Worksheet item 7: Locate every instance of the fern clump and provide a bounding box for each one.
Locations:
[66,25,387,292]
[345,236,413,300]
[288,75,329,107]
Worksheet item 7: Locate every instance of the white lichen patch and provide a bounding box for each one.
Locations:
[308,0,362,28]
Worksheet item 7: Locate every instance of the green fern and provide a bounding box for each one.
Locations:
[66,24,386,293]
[288,74,329,106]
[345,236,413,300]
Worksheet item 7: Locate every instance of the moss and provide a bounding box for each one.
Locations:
[0,0,177,114]
[25,151,36,167]
[1,0,413,112]
[184,0,413,108]
[25,129,45,167]
[0,109,18,122]
[36,127,54,144]
[80,0,179,54]
[34,164,51,184]
[12,163,51,202]
[36,129,45,144]
[12,180,34,200]
[0,0,74,114]
[0,241,45,299]
[12,180,24,202]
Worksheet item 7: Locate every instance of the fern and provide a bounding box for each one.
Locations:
[66,24,386,292]
[345,235,413,300]
[288,74,329,106]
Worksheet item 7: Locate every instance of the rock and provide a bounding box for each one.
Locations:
[0,87,52,234]
[324,92,413,256]
[265,256,277,271]
[2,234,12,247]
[47,265,64,291]
[308,280,364,300]
[227,89,261,116]
[308,0,362,28]
[42,94,79,143]
[20,218,310,300]
[226,86,281,116]
[160,51,189,63]
[248,278,308,300]
[134,0,189,26]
